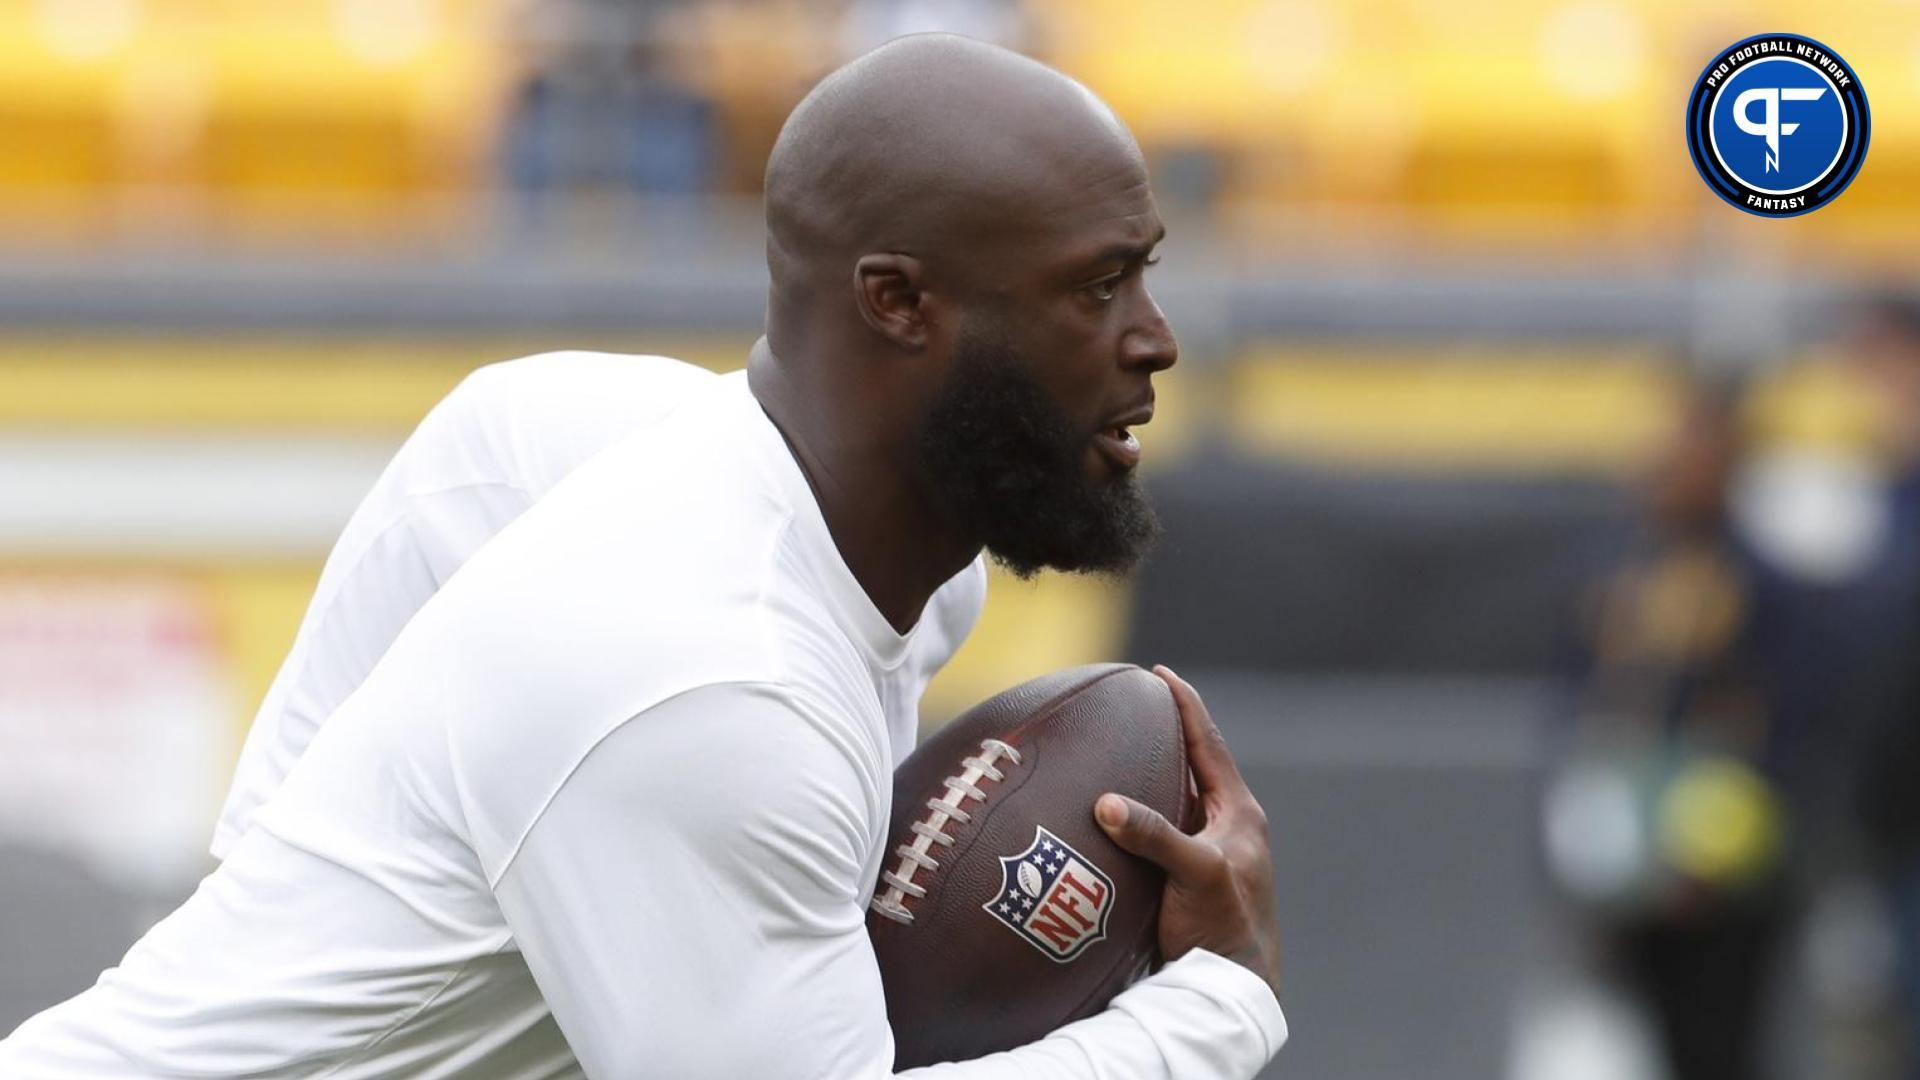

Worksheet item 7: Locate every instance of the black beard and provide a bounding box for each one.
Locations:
[914,323,1161,580]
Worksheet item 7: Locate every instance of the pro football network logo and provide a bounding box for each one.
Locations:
[1685,33,1869,218]
[983,826,1114,962]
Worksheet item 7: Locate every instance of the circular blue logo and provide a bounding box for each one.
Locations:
[1686,34,1869,217]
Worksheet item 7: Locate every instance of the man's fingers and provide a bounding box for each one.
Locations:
[1153,665,1246,795]
[1095,793,1216,881]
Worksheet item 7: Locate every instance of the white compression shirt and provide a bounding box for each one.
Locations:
[213,350,985,861]
[0,359,1287,1077]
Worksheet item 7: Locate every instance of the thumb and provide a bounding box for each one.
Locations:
[1095,793,1190,873]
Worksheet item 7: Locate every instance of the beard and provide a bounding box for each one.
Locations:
[913,321,1161,580]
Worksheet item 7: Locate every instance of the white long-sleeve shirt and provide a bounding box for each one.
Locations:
[0,355,1286,1077]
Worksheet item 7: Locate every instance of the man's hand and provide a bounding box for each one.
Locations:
[1094,665,1281,999]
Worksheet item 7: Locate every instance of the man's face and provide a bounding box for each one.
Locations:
[914,161,1178,578]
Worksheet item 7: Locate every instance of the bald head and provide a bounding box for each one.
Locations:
[748,35,1175,605]
[764,35,1146,307]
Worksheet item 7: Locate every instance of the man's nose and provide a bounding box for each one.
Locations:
[1122,294,1178,373]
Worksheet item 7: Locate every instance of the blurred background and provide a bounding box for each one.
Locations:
[3,1,1920,1077]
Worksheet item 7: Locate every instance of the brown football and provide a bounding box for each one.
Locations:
[868,662,1193,1068]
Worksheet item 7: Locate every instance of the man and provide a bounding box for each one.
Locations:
[0,35,1286,1077]
[1554,383,1791,1080]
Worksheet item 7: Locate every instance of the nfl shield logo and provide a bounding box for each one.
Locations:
[982,825,1115,962]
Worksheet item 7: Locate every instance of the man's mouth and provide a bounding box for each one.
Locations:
[1093,404,1154,470]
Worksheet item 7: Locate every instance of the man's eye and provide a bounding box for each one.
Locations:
[1087,257,1157,303]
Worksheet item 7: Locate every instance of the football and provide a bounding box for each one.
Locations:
[868,662,1194,1068]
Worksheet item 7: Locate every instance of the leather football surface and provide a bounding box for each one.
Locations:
[868,663,1191,1068]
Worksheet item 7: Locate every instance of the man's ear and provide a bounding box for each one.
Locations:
[853,253,931,349]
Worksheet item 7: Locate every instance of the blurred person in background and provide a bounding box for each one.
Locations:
[502,0,719,215]
[1848,294,1920,1080]
[1545,380,1795,1080]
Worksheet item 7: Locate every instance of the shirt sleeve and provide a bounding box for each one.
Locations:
[491,682,1286,1079]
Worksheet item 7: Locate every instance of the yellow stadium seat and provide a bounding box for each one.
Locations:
[0,6,126,232]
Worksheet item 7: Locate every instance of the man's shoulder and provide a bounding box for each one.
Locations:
[408,380,851,709]
[433,352,722,488]
[358,374,884,859]
[453,351,716,410]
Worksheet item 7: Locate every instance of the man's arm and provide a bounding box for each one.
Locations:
[492,682,1284,1078]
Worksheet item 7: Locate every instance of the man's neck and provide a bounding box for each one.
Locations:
[748,343,979,635]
